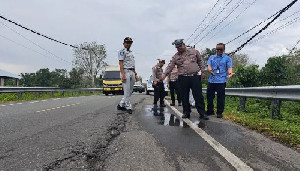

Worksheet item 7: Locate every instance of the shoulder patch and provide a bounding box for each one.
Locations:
[120,51,125,56]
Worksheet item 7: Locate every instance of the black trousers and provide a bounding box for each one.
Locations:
[207,83,226,115]
[154,82,165,105]
[178,75,205,116]
[169,81,181,103]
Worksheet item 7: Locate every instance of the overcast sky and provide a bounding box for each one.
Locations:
[0,0,300,80]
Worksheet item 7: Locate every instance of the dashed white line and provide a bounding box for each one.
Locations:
[165,100,253,171]
[9,104,14,106]
[41,100,47,102]
[1,105,6,107]
[17,103,23,105]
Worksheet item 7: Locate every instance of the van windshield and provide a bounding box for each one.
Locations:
[104,71,121,80]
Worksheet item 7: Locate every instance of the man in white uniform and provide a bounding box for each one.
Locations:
[117,37,139,114]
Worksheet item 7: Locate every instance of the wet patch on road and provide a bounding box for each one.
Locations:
[145,105,206,129]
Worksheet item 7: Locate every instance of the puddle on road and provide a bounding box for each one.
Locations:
[144,105,205,129]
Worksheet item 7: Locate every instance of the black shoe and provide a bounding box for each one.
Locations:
[217,114,223,118]
[127,109,132,114]
[199,114,209,120]
[182,114,190,118]
[160,104,166,107]
[170,102,175,106]
[178,103,182,106]
[117,104,126,111]
[206,111,215,116]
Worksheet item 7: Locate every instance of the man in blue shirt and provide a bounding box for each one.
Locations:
[207,43,234,118]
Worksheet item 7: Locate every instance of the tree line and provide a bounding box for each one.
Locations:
[12,42,299,88]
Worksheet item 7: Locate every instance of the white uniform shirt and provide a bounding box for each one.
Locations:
[118,48,135,69]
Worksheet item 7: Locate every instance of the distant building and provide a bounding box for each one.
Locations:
[0,69,21,87]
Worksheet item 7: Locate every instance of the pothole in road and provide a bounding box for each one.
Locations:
[144,105,206,129]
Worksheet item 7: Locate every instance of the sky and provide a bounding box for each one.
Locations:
[0,0,300,81]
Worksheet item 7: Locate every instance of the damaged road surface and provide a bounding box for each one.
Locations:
[0,95,144,170]
[1,94,299,170]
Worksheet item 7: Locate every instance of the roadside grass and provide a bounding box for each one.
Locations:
[222,97,300,149]
[0,91,102,104]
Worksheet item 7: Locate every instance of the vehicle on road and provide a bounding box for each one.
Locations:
[146,75,169,95]
[133,82,145,93]
[102,66,123,96]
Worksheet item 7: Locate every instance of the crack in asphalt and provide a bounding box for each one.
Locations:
[42,98,145,170]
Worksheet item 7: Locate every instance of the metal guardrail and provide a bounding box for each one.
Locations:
[202,85,300,119]
[0,87,103,99]
[202,85,300,101]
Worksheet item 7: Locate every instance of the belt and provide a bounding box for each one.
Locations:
[181,73,197,76]
[170,79,177,82]
[124,68,134,70]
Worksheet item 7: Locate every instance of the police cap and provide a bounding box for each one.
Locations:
[124,37,133,43]
[172,39,184,48]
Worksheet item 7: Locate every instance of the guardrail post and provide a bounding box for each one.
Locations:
[50,91,54,97]
[61,91,65,97]
[35,92,40,99]
[70,91,73,96]
[270,99,281,119]
[238,97,246,111]
[18,92,22,100]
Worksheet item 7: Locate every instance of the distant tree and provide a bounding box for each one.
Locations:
[20,73,37,87]
[73,42,107,87]
[201,48,216,62]
[36,68,52,87]
[230,53,251,66]
[286,49,300,85]
[260,56,289,86]
[69,68,84,88]
[228,65,260,87]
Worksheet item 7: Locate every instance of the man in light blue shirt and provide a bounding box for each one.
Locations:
[207,43,234,118]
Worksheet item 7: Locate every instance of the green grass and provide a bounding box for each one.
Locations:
[0,91,102,103]
[221,97,300,148]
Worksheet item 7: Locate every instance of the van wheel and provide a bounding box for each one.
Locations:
[146,91,149,95]
[104,93,108,96]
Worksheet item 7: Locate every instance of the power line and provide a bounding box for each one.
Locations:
[0,21,71,64]
[188,0,234,45]
[225,11,280,45]
[0,33,71,64]
[186,0,221,43]
[292,38,300,50]
[229,0,299,55]
[202,0,257,44]
[194,0,245,45]
[248,16,300,45]
[0,14,87,50]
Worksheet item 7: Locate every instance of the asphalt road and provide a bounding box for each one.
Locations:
[0,94,299,170]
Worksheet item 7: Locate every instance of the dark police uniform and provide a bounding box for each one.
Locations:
[152,60,165,107]
[162,39,208,119]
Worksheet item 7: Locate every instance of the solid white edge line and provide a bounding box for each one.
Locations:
[165,100,253,171]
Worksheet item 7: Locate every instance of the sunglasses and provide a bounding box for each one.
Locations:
[216,48,224,51]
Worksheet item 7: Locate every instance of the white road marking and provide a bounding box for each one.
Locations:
[9,104,14,106]
[41,100,47,102]
[1,105,6,107]
[165,100,253,171]
[56,107,61,109]
[17,103,23,105]
[30,101,39,104]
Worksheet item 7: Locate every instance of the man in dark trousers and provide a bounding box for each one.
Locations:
[207,43,234,118]
[161,39,208,120]
[152,59,166,107]
[167,65,181,106]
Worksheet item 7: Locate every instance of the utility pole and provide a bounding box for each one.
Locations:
[89,47,95,87]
